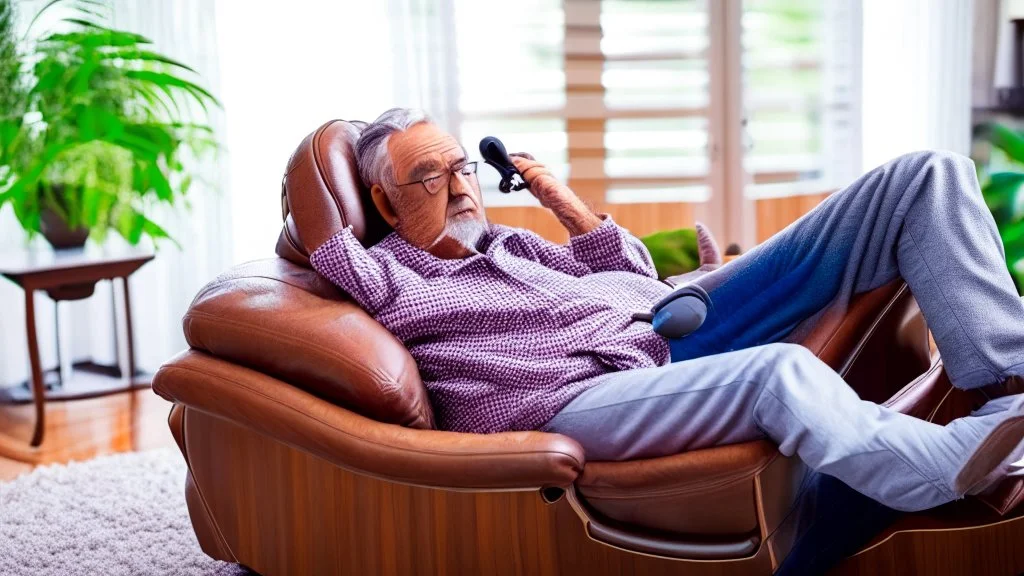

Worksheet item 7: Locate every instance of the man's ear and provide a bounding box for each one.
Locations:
[370,184,399,228]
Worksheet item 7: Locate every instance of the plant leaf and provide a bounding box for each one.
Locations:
[983,172,1024,222]
[108,131,161,160]
[98,49,196,73]
[139,213,179,248]
[40,27,150,49]
[1000,218,1024,249]
[115,205,145,244]
[31,59,67,94]
[25,0,68,38]
[71,51,102,95]
[124,70,220,108]
[80,185,102,226]
[146,163,173,201]
[975,123,1024,164]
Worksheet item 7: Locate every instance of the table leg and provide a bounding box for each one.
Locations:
[121,276,137,384]
[55,300,66,387]
[24,289,46,447]
[120,275,140,450]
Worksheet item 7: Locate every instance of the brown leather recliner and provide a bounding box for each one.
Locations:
[153,120,1001,576]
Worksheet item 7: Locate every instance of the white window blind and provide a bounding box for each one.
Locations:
[452,0,567,204]
[434,0,861,213]
[600,0,713,204]
[741,0,860,198]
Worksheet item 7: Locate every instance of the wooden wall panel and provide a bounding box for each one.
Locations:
[754,193,831,244]
[601,202,697,239]
[487,202,697,243]
[488,194,827,248]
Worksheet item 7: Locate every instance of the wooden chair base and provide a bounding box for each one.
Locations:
[174,405,1024,576]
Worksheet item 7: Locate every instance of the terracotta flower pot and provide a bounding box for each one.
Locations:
[39,208,90,250]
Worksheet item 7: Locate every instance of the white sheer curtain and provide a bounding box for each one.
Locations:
[215,0,402,265]
[861,0,974,170]
[975,0,1003,108]
[388,0,459,131]
[0,0,230,386]
[1,0,437,387]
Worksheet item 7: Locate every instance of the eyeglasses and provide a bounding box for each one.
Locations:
[397,162,478,195]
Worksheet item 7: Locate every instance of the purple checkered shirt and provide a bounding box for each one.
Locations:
[310,216,671,433]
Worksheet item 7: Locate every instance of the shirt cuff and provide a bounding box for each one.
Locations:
[568,214,619,251]
[310,225,357,269]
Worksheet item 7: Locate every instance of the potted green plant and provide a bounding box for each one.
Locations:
[972,122,1024,294]
[0,0,218,249]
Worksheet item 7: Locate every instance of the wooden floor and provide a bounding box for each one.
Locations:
[0,387,175,481]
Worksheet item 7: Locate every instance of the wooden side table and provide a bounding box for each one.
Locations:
[0,247,154,453]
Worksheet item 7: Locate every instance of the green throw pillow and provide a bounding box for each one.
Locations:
[640,228,700,280]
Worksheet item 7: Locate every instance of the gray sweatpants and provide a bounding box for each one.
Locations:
[542,151,1024,512]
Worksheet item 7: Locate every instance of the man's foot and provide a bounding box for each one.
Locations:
[951,395,1024,495]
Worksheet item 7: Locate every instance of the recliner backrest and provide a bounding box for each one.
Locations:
[276,119,392,267]
[181,119,435,429]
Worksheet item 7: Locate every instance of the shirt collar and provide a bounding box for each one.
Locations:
[375,223,501,271]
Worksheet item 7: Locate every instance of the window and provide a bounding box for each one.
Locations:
[742,0,860,199]
[452,0,567,205]
[600,0,712,204]
[433,0,861,241]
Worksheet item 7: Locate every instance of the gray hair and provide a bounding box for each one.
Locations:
[355,107,431,195]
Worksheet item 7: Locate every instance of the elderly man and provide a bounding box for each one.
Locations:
[310,108,1024,513]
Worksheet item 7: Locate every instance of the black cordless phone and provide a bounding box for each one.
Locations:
[479,136,529,193]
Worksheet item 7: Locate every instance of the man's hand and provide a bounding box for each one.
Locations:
[663,223,725,286]
[510,153,602,237]
[509,153,564,205]
[695,222,723,268]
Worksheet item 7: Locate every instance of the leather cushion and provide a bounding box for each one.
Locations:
[277,119,391,268]
[155,350,585,490]
[182,258,434,429]
[578,441,780,536]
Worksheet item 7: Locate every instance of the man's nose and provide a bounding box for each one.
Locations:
[449,172,473,196]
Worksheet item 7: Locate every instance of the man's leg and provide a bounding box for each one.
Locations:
[545,342,1024,512]
[674,151,1024,390]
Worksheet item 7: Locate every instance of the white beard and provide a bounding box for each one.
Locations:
[445,218,487,252]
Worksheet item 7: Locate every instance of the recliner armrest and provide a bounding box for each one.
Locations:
[153,350,586,491]
[183,258,435,430]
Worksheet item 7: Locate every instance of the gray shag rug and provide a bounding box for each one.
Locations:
[0,449,249,576]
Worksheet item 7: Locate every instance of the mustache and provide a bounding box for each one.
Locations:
[447,196,478,217]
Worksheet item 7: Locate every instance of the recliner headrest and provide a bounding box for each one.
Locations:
[276,119,392,267]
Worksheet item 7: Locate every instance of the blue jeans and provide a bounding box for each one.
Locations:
[543,151,1024,512]
[671,151,1024,388]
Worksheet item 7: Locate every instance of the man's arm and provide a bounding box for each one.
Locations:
[509,154,658,278]
[510,154,602,237]
[310,226,399,315]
